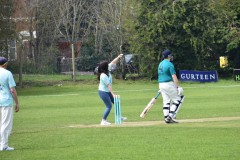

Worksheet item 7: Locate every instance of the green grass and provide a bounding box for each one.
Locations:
[1,75,240,160]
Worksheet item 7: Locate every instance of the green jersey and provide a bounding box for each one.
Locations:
[158,59,176,83]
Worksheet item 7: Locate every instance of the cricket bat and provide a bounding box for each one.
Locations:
[140,91,161,118]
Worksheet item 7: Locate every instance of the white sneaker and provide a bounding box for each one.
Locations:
[121,117,127,121]
[100,119,111,125]
[0,146,14,151]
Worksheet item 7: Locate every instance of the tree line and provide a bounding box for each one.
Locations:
[0,0,239,80]
[126,0,240,78]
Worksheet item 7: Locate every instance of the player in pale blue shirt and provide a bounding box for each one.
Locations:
[0,68,16,107]
[98,67,112,93]
[0,57,19,151]
[158,50,184,124]
[97,54,124,125]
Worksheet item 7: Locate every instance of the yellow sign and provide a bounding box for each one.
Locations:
[219,56,228,68]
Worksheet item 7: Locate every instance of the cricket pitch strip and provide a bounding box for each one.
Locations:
[67,116,240,128]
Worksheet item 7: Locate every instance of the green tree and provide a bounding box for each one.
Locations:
[0,0,15,56]
[125,0,240,78]
[213,0,240,68]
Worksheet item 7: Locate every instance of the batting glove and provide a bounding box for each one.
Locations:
[177,87,184,96]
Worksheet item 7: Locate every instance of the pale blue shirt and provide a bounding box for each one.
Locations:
[98,64,113,92]
[0,68,16,107]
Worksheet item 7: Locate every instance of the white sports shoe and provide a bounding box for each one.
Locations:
[0,146,14,151]
[121,117,127,121]
[100,119,111,125]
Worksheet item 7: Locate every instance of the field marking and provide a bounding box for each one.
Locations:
[21,93,81,97]
[67,116,240,128]
[21,84,240,97]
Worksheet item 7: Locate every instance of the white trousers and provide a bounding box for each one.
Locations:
[159,82,182,118]
[0,106,13,149]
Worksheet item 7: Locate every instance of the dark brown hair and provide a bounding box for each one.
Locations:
[97,60,109,80]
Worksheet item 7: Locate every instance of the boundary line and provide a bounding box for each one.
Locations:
[20,84,240,97]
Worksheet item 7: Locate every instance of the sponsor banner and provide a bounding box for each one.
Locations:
[179,70,218,82]
[234,69,240,81]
